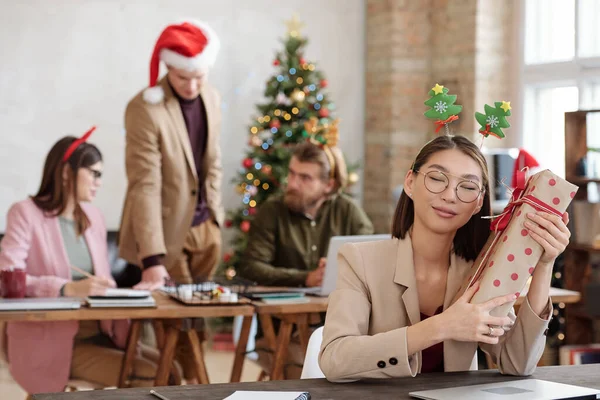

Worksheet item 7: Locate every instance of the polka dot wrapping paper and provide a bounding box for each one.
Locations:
[452,169,579,318]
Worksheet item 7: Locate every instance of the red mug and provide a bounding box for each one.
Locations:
[0,268,26,298]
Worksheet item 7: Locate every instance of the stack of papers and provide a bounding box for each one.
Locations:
[86,288,155,308]
[247,292,310,304]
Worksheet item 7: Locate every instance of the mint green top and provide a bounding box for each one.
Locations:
[58,216,93,280]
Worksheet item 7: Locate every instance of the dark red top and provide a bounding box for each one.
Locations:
[420,305,444,373]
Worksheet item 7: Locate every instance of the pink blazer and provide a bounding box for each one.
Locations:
[0,198,130,394]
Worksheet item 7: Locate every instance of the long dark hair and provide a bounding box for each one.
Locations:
[391,135,491,261]
[31,137,102,235]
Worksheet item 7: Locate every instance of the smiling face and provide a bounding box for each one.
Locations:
[404,149,485,235]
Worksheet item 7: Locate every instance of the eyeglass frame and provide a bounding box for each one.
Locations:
[83,167,103,180]
[413,169,485,203]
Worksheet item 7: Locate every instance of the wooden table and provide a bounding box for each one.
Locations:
[32,364,600,399]
[249,296,329,381]
[0,292,255,387]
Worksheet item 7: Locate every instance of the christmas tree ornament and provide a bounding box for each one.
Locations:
[263,165,272,175]
[240,220,251,233]
[224,219,233,228]
[475,101,511,139]
[291,88,306,103]
[424,83,462,134]
[303,86,311,94]
[225,267,237,279]
[223,253,232,263]
[320,79,328,88]
[273,59,280,66]
[300,57,306,64]
[249,135,262,147]
[270,119,281,129]
[243,158,254,169]
[319,108,330,118]
[248,207,257,216]
[348,172,360,185]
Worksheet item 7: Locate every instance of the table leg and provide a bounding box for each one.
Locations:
[155,324,180,386]
[230,315,253,382]
[296,314,310,359]
[187,329,210,384]
[271,319,293,381]
[259,314,277,350]
[118,320,142,388]
[153,320,165,349]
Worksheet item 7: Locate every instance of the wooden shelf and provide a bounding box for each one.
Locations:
[568,243,600,252]
[568,177,600,185]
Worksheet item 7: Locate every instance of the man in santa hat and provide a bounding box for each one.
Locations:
[118,20,224,383]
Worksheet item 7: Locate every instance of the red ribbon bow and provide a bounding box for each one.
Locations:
[490,169,562,232]
[434,115,459,133]
[63,126,96,162]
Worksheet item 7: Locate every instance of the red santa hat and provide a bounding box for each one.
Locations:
[143,20,220,104]
[511,148,541,188]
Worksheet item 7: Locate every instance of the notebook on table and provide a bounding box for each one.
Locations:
[0,297,81,311]
[409,379,600,400]
[86,288,155,308]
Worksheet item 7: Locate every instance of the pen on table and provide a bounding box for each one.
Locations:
[150,389,170,400]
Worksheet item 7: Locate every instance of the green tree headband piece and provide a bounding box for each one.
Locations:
[411,84,511,170]
[424,83,463,135]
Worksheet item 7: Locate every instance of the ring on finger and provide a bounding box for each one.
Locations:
[488,326,494,336]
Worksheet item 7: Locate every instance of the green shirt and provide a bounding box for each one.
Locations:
[58,216,93,280]
[239,193,374,286]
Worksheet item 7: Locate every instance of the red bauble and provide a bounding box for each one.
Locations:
[269,119,281,129]
[248,207,257,216]
[273,59,280,66]
[240,220,251,233]
[318,108,330,118]
[242,158,254,169]
[300,57,307,64]
[224,220,233,228]
[320,79,328,88]
[223,253,232,263]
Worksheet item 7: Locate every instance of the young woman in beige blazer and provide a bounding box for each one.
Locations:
[319,135,570,382]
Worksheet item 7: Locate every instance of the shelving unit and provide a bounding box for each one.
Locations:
[564,109,600,345]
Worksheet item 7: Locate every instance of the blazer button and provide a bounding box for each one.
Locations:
[389,357,398,365]
[377,361,386,368]
[191,189,197,196]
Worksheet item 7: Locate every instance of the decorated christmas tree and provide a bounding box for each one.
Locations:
[219,15,358,279]
[475,101,512,139]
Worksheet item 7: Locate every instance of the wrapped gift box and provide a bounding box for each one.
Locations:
[453,169,578,317]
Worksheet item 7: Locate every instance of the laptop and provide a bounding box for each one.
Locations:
[0,297,81,311]
[292,234,391,297]
[409,379,600,400]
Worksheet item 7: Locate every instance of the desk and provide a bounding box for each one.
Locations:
[250,296,329,381]
[0,293,254,387]
[32,364,600,399]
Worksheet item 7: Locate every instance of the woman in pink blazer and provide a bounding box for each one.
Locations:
[0,129,161,395]
[320,135,571,381]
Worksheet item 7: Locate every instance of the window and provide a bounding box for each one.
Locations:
[522,0,600,178]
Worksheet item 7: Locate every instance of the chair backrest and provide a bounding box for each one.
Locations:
[300,326,325,379]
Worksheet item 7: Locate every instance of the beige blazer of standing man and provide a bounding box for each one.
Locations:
[119,20,224,290]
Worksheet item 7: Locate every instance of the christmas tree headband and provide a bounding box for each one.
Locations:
[63,126,97,162]
[424,83,512,142]
[303,117,340,179]
[412,83,512,168]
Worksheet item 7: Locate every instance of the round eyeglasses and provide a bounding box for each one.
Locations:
[414,170,483,203]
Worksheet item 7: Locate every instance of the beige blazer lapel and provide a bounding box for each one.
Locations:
[393,236,420,326]
[160,78,198,181]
